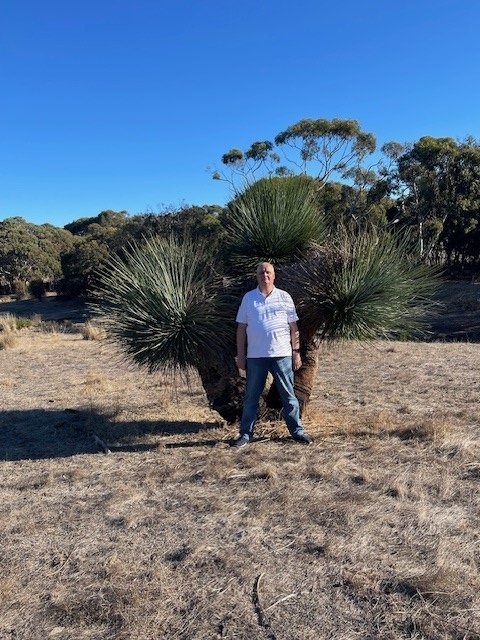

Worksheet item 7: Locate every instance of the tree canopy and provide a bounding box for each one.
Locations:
[215,117,376,188]
[0,217,74,294]
[383,136,480,265]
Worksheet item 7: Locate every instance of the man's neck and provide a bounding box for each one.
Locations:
[258,284,275,296]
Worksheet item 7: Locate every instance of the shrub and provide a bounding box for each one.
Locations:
[0,314,18,350]
[29,279,47,300]
[12,280,29,300]
[15,317,32,330]
[0,330,17,350]
[0,314,17,332]
[81,321,105,341]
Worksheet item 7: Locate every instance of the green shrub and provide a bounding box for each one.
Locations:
[29,279,47,300]
[15,317,32,330]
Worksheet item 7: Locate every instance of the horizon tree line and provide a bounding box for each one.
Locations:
[1,117,479,300]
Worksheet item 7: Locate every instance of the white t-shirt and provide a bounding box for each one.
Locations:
[236,286,298,358]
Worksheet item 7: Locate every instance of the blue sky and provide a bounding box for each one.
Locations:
[1,0,479,228]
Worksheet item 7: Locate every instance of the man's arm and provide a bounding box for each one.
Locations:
[236,323,247,371]
[289,321,302,371]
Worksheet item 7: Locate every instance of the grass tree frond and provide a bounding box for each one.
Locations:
[325,231,440,340]
[224,175,327,275]
[281,232,440,342]
[277,244,339,342]
[90,236,236,379]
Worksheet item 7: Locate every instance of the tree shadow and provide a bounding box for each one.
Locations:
[0,408,226,462]
[0,296,89,323]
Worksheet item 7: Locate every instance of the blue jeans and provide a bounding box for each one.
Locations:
[239,357,305,440]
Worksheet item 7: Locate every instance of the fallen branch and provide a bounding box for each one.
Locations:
[252,573,277,640]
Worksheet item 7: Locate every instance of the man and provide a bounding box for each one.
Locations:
[233,262,313,448]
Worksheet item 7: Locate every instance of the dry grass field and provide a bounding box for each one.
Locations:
[1,286,480,639]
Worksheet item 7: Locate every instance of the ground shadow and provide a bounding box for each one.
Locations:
[0,295,89,323]
[423,280,480,342]
[0,408,226,462]
[163,435,291,449]
[424,314,480,342]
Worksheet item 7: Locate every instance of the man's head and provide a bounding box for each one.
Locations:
[256,262,275,293]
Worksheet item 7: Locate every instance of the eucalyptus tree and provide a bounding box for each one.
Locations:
[93,176,437,424]
[214,117,376,189]
[60,238,111,298]
[0,217,74,293]
[313,181,395,234]
[64,210,129,239]
[113,205,225,260]
[215,117,392,234]
[381,136,480,265]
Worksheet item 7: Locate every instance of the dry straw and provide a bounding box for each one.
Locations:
[0,313,18,350]
[0,305,479,639]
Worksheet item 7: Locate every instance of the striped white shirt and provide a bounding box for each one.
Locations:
[236,286,298,358]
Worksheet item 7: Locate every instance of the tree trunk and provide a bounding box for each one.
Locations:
[293,340,320,415]
[196,359,246,424]
[198,340,320,425]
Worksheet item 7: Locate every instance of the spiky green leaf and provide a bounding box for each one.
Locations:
[223,176,326,274]
[90,236,235,377]
[282,231,440,341]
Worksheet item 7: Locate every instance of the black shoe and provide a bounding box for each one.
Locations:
[292,433,313,445]
[232,434,250,448]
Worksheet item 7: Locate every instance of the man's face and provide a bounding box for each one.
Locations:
[256,263,275,288]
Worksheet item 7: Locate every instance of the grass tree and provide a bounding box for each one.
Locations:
[276,232,438,411]
[90,236,244,422]
[92,176,438,424]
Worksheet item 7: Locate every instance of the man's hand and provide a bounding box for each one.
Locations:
[293,352,302,371]
[236,355,246,371]
[289,322,302,371]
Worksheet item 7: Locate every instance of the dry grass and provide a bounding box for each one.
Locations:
[0,329,17,350]
[0,314,19,350]
[81,320,105,341]
[1,320,480,638]
[0,313,18,331]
